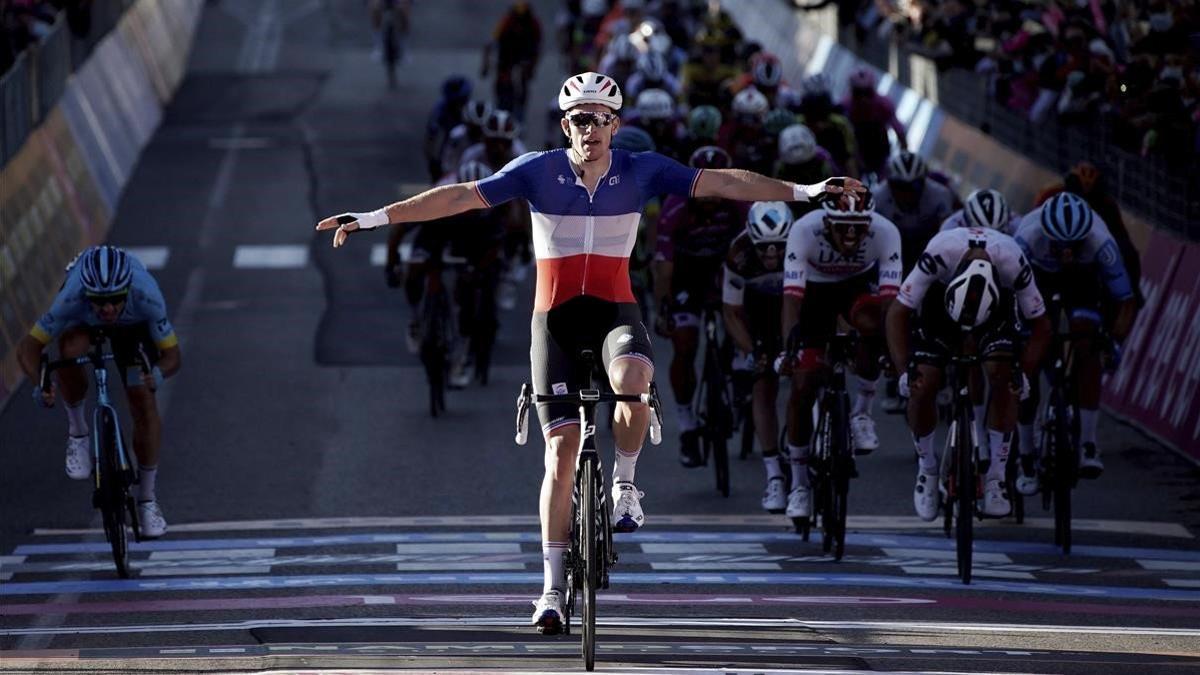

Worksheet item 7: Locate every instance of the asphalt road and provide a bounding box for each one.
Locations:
[1,1,1198,673]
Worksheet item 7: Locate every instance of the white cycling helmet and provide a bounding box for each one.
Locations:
[559,71,623,111]
[483,109,520,140]
[635,51,668,82]
[462,99,493,127]
[457,160,493,183]
[945,258,1000,328]
[747,201,794,244]
[778,123,817,164]
[887,150,927,183]
[963,188,1011,230]
[635,88,674,120]
[821,189,874,222]
[732,87,769,116]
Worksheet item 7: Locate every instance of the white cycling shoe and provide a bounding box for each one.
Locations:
[785,485,812,519]
[530,589,565,635]
[1079,443,1104,479]
[65,435,92,480]
[982,479,1012,518]
[137,500,168,539]
[849,414,879,454]
[611,481,645,533]
[761,476,786,513]
[913,470,940,521]
[1015,455,1040,496]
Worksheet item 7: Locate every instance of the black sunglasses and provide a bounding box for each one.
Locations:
[87,294,128,308]
[827,218,870,236]
[566,111,618,129]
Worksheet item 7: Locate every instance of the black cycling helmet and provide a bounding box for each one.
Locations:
[441,75,472,100]
[689,145,732,169]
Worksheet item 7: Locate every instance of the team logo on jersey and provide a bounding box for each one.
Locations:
[917,252,945,275]
[609,175,621,187]
[1014,261,1033,290]
[1097,240,1120,267]
[889,252,900,262]
[552,382,569,394]
[618,332,635,345]
[557,174,567,185]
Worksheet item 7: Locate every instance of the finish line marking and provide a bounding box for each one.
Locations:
[3,615,1200,638]
[2,572,1198,602]
[29,514,1195,539]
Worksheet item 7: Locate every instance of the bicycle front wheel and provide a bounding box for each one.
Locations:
[580,457,599,671]
[1053,408,1074,554]
[713,437,729,498]
[97,409,130,578]
[953,419,975,585]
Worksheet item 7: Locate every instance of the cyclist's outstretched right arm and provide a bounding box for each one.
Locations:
[317,182,487,248]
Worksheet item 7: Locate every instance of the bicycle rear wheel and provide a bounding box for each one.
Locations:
[825,396,851,560]
[712,437,729,498]
[953,417,975,585]
[1052,405,1073,554]
[580,457,598,671]
[97,409,130,579]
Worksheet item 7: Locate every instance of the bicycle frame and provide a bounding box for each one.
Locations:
[802,332,856,559]
[1041,300,1080,554]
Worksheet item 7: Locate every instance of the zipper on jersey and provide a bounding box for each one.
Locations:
[575,158,610,298]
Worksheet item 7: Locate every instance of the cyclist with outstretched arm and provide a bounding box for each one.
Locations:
[316,72,863,636]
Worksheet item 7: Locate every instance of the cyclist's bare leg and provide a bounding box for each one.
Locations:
[610,357,652,454]
[541,424,581,545]
[785,367,821,447]
[56,328,91,405]
[668,325,699,410]
[753,373,780,451]
[906,364,943,439]
[125,385,161,467]
[983,358,1017,480]
[1070,318,1102,411]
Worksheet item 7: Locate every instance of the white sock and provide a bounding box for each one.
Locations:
[973,405,987,453]
[914,432,937,473]
[786,443,810,487]
[676,404,696,432]
[613,447,640,483]
[986,430,1011,480]
[542,541,568,593]
[762,451,784,480]
[138,465,158,502]
[852,375,877,416]
[1080,408,1098,446]
[65,400,88,437]
[1018,422,1036,458]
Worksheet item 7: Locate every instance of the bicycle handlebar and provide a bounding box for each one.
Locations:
[514,383,664,446]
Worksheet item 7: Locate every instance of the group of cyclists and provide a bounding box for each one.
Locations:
[17,0,1145,640]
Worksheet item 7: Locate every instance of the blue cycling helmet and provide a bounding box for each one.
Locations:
[611,126,656,153]
[1041,192,1094,242]
[78,245,132,297]
[441,75,472,100]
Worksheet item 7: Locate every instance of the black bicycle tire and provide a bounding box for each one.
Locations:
[1054,402,1073,554]
[829,395,851,561]
[581,457,598,671]
[98,409,130,578]
[713,437,730,497]
[954,413,975,585]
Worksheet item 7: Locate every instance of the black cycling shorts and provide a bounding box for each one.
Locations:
[1034,266,1104,324]
[63,323,161,388]
[412,213,504,267]
[741,291,783,357]
[669,254,723,327]
[530,296,654,434]
[910,284,1016,366]
[792,273,877,350]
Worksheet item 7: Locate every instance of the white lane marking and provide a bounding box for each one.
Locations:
[395,543,521,554]
[1164,578,1200,588]
[396,562,526,571]
[5,615,1199,638]
[901,566,1035,580]
[883,548,1011,564]
[651,563,782,571]
[370,243,387,266]
[232,245,309,269]
[640,543,767,554]
[149,548,275,560]
[1138,559,1200,572]
[208,137,274,150]
[30,514,1193,538]
[139,566,271,577]
[124,246,170,269]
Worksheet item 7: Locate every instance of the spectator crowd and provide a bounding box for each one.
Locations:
[853,0,1200,164]
[1,0,95,75]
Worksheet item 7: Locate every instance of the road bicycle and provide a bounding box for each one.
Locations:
[515,350,664,671]
[39,328,145,578]
[937,350,984,584]
[694,307,732,497]
[794,331,857,560]
[1039,296,1084,554]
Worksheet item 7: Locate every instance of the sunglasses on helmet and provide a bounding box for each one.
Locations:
[566,110,618,129]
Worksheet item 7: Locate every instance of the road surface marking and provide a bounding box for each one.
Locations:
[123,246,169,269]
[640,543,768,554]
[149,548,274,560]
[1138,559,1200,572]
[901,566,1035,580]
[29,514,1193,538]
[232,245,308,269]
[370,243,387,266]
[396,562,526,571]
[651,563,782,571]
[883,548,1012,564]
[140,565,271,577]
[1164,579,1200,588]
[395,543,522,554]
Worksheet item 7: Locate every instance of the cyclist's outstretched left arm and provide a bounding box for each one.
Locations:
[694,168,862,203]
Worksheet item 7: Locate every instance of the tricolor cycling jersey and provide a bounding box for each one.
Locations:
[723,232,784,305]
[782,211,903,299]
[898,226,1046,320]
[31,253,178,348]
[1013,207,1133,301]
[938,209,1021,237]
[475,149,702,311]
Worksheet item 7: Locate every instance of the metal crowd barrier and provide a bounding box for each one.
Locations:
[847,28,1199,241]
[0,0,133,167]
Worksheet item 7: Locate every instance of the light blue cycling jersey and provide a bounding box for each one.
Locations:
[30,253,178,348]
[1013,205,1134,301]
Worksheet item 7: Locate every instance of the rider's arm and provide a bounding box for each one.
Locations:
[722,266,755,355]
[781,224,809,351]
[157,345,182,379]
[694,168,848,203]
[875,216,903,298]
[653,197,685,303]
[885,301,912,375]
[1022,314,1051,379]
[15,334,46,382]
[1111,298,1136,342]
